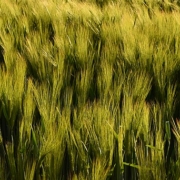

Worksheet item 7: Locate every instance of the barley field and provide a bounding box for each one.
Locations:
[0,0,180,179]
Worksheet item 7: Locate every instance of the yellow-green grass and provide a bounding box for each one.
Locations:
[1,0,180,179]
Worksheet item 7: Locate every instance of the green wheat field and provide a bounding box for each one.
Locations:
[1,0,180,179]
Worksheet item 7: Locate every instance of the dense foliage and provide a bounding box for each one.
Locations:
[1,0,180,179]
